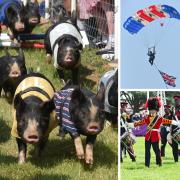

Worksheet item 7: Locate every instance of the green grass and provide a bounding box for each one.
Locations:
[121,137,180,180]
[0,46,117,179]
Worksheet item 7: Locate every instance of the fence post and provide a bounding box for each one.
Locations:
[45,0,50,19]
[71,0,77,13]
[114,0,119,60]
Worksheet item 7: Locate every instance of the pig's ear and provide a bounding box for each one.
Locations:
[71,88,86,105]
[71,10,77,26]
[96,83,105,103]
[41,99,55,113]
[6,6,16,18]
[17,48,25,62]
[14,93,26,110]
[76,42,83,51]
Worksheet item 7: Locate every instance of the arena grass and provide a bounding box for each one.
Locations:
[0,47,118,179]
[121,137,180,180]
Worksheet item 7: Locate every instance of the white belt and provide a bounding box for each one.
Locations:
[151,129,159,132]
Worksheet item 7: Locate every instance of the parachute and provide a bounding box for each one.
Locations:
[123,5,180,34]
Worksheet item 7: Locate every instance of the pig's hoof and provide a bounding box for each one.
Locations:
[61,79,66,85]
[77,152,85,160]
[18,159,25,164]
[85,155,93,165]
[46,55,52,64]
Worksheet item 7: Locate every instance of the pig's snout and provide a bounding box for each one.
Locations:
[9,70,21,78]
[29,17,39,24]
[15,22,25,31]
[86,122,101,135]
[23,119,40,144]
[64,52,73,63]
[26,134,39,144]
[9,63,21,78]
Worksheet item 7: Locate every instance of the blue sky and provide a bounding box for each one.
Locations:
[121,0,180,89]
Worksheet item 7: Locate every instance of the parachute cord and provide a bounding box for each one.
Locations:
[153,63,168,89]
[154,18,171,47]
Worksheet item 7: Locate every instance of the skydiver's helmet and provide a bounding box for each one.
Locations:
[173,96,180,118]
[145,97,162,111]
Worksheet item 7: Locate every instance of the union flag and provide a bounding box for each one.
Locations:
[159,70,176,87]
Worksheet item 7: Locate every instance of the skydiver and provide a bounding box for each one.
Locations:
[147,47,156,65]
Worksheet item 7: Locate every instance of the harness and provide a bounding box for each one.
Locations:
[49,22,82,69]
[0,0,22,25]
[54,88,79,138]
[99,69,117,114]
[147,115,159,133]
[11,76,57,139]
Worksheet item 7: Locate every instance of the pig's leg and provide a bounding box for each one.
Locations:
[37,138,48,157]
[85,135,97,165]
[74,136,84,159]
[44,36,52,64]
[7,28,14,40]
[16,138,27,164]
[57,69,66,85]
[72,68,79,85]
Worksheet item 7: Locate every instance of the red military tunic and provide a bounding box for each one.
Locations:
[134,115,172,142]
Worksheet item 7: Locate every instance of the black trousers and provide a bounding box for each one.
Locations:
[121,142,136,162]
[172,139,178,162]
[160,127,169,156]
[145,140,162,167]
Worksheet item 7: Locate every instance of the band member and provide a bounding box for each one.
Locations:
[160,105,172,157]
[171,96,180,162]
[120,112,136,162]
[120,102,136,162]
[128,97,180,167]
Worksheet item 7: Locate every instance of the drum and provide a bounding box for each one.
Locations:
[121,131,136,146]
[171,128,180,144]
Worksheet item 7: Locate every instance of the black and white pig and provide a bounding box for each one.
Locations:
[0,0,40,39]
[11,73,56,164]
[44,10,83,85]
[54,83,105,165]
[0,49,27,103]
[99,69,118,126]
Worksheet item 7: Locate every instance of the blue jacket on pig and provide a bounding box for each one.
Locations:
[0,0,22,25]
[54,88,79,138]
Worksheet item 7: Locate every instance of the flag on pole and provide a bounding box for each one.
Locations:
[159,70,176,87]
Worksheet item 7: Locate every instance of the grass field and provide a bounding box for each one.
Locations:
[0,35,118,179]
[121,137,180,180]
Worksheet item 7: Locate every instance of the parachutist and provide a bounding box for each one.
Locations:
[148,47,156,65]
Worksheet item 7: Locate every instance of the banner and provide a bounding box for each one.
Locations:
[132,124,147,136]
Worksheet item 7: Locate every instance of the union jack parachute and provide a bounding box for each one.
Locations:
[123,5,180,34]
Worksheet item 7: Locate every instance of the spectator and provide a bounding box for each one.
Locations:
[78,0,114,50]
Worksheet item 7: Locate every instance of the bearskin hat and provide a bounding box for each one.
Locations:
[174,96,180,108]
[145,97,162,111]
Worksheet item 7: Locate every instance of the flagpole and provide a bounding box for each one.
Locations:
[153,63,168,89]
